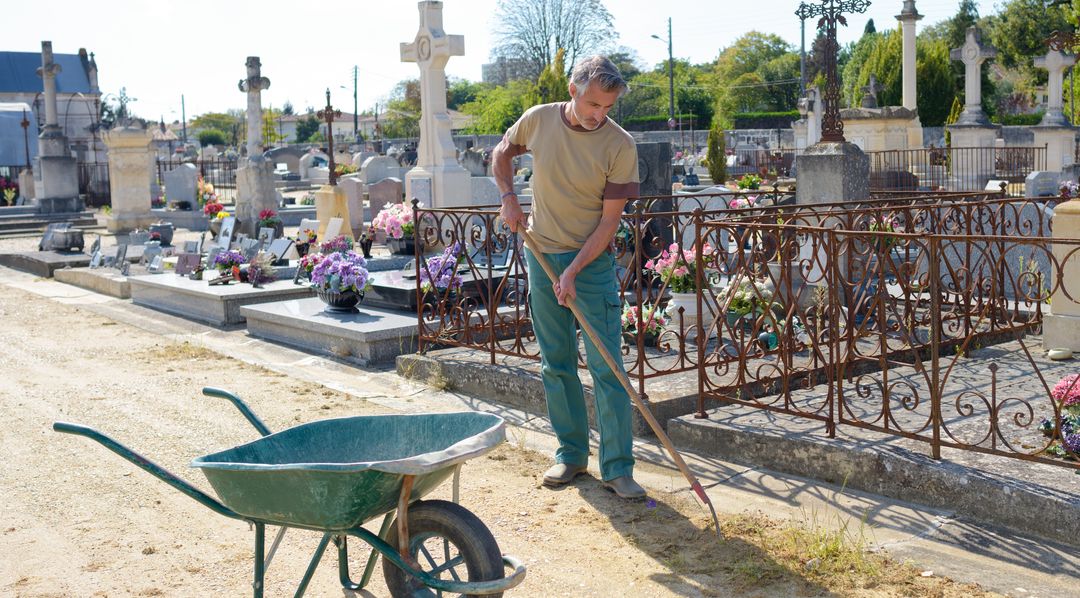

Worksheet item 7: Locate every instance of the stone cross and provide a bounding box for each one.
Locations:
[400,0,464,170]
[317,89,342,185]
[1034,48,1077,127]
[950,27,996,126]
[20,109,32,169]
[859,74,882,109]
[237,56,270,158]
[36,41,61,132]
[794,0,871,143]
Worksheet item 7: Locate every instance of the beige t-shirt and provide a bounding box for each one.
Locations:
[504,102,639,254]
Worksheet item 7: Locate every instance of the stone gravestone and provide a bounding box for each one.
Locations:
[339,176,367,234]
[163,163,198,205]
[461,148,488,177]
[360,156,403,185]
[1025,171,1060,198]
[636,142,673,198]
[470,177,502,205]
[236,56,278,235]
[352,151,377,168]
[369,177,404,221]
[299,150,329,181]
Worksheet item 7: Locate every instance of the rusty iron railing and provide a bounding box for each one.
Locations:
[412,191,1078,469]
[865,145,1047,191]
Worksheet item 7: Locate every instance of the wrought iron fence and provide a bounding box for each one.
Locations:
[866,146,1046,191]
[156,157,239,202]
[78,161,110,207]
[412,190,1078,470]
[727,148,798,178]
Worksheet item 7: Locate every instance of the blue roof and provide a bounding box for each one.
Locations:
[0,51,91,94]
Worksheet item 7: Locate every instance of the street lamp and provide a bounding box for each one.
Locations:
[651,17,675,129]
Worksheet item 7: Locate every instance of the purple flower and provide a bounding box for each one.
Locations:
[309,250,370,293]
[420,242,464,294]
[646,499,657,509]
[319,235,353,255]
[213,250,246,271]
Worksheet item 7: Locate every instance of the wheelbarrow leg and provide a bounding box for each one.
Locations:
[293,533,333,598]
[253,523,265,598]
[333,512,395,590]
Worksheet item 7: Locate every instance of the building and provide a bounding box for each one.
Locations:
[481,56,533,86]
[0,47,103,165]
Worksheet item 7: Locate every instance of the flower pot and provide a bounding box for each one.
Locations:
[209,219,222,240]
[295,243,310,257]
[148,223,174,247]
[666,291,715,339]
[726,310,747,330]
[359,238,374,259]
[623,330,660,347]
[387,237,418,255]
[316,288,363,313]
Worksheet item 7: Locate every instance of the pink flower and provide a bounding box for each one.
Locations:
[1052,374,1080,408]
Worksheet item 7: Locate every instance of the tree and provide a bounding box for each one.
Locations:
[607,48,644,80]
[841,31,880,107]
[461,79,539,134]
[281,101,295,116]
[946,0,981,51]
[536,48,570,104]
[294,115,319,143]
[705,123,726,184]
[197,129,226,147]
[805,32,831,84]
[261,108,285,146]
[987,0,1072,83]
[492,0,615,79]
[448,78,489,110]
[192,112,243,146]
[914,36,958,126]
[864,18,876,36]
[712,32,799,126]
[382,79,422,138]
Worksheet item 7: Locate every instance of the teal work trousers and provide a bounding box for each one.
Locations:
[525,248,634,481]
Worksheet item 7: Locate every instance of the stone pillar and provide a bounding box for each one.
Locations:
[34,41,81,214]
[235,56,277,236]
[795,142,869,205]
[1045,198,1080,351]
[400,1,470,209]
[103,124,156,232]
[896,1,922,111]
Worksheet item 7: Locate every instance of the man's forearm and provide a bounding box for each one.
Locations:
[566,217,620,276]
[491,142,516,196]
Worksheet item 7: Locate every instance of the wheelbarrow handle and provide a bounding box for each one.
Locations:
[52,421,242,521]
[201,387,273,437]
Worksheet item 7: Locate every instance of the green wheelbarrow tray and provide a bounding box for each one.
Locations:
[52,387,526,597]
[191,412,506,530]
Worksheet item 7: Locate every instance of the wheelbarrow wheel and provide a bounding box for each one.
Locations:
[382,499,504,598]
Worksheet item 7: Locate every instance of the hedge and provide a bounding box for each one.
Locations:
[731,111,800,129]
[990,112,1044,126]
[621,114,711,131]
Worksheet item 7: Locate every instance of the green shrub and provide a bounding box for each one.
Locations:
[706,124,726,184]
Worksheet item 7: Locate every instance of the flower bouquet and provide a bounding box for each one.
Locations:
[309,250,371,312]
[868,215,900,251]
[372,201,431,254]
[292,228,318,257]
[1060,180,1079,199]
[257,209,282,230]
[717,278,774,329]
[319,235,353,255]
[204,201,224,217]
[621,302,668,345]
[197,176,218,207]
[1040,374,1080,459]
[736,173,762,190]
[212,250,246,273]
[420,242,465,296]
[645,242,715,294]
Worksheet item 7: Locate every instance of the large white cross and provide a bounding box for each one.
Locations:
[36,41,62,129]
[950,27,996,115]
[1034,48,1076,125]
[400,1,464,169]
[238,56,270,158]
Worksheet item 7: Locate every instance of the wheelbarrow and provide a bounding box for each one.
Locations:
[52,387,527,597]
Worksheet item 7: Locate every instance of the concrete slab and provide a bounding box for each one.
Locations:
[0,245,144,278]
[241,297,417,366]
[128,275,313,327]
[54,267,133,298]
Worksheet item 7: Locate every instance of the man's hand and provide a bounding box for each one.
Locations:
[500,194,526,233]
[553,268,577,307]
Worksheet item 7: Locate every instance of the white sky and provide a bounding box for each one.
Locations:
[5,0,998,121]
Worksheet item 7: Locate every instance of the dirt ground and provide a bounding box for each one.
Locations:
[0,272,1003,597]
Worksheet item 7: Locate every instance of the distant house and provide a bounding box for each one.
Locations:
[482,56,533,86]
[0,47,103,164]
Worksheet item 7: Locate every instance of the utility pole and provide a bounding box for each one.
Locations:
[181,94,187,145]
[796,3,814,97]
[666,17,675,128]
[353,65,359,140]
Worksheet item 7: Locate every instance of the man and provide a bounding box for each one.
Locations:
[491,56,644,499]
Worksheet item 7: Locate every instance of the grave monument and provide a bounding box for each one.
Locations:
[400,1,471,208]
[33,41,81,214]
[103,122,155,232]
[947,27,998,189]
[235,57,278,236]
[794,0,870,205]
[1045,195,1080,351]
[313,89,354,241]
[1032,35,1077,172]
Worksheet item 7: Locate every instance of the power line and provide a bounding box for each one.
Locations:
[630,78,801,91]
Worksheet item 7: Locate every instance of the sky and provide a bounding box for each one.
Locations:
[5,0,1000,122]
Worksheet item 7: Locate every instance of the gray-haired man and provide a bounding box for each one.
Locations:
[492,56,645,499]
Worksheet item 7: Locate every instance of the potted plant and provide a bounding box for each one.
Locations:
[292,228,318,257]
[1039,373,1080,460]
[621,302,668,347]
[717,278,774,331]
[257,209,284,238]
[371,201,429,255]
[309,250,371,313]
[148,222,174,246]
[645,242,717,337]
[197,176,218,209]
[211,250,246,283]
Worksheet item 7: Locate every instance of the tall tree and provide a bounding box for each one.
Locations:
[987,0,1072,84]
[294,114,319,143]
[712,32,798,126]
[492,0,615,79]
[864,18,876,36]
[536,48,570,104]
[461,79,539,134]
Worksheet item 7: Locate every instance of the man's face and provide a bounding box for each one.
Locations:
[568,82,620,130]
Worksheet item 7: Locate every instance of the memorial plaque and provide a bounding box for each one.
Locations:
[258,227,276,244]
[89,236,101,256]
[299,218,319,238]
[183,240,200,253]
[147,255,165,273]
[175,253,201,276]
[114,244,128,269]
[217,217,237,249]
[267,238,293,262]
[410,177,432,205]
[206,246,222,269]
[89,251,102,269]
[324,217,343,240]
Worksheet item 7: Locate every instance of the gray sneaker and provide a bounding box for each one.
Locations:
[542,463,588,487]
[603,476,646,499]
